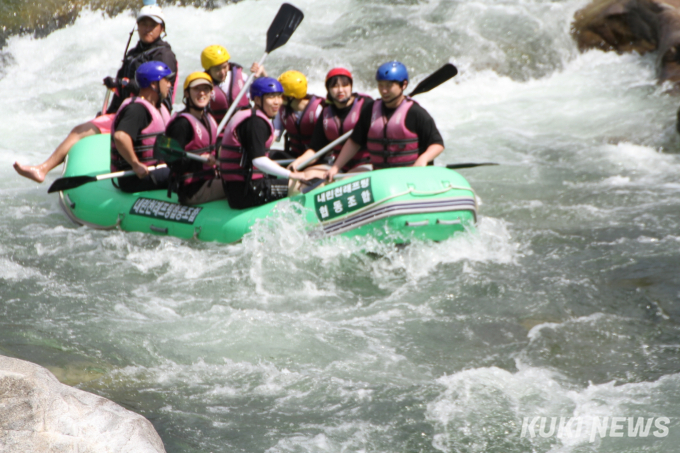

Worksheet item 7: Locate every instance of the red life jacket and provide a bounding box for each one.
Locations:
[280,95,323,157]
[366,98,419,169]
[110,96,170,172]
[165,112,218,187]
[209,63,250,125]
[322,93,371,171]
[219,107,274,182]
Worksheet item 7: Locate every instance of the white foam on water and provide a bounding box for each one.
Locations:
[426,362,680,452]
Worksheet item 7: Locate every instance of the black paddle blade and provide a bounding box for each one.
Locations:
[266,3,304,53]
[47,175,97,194]
[445,162,499,170]
[409,63,458,97]
[153,134,185,164]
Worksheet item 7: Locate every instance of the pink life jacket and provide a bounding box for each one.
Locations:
[165,112,218,187]
[280,94,323,157]
[322,93,371,171]
[366,98,419,169]
[110,96,171,172]
[209,63,249,125]
[219,107,274,182]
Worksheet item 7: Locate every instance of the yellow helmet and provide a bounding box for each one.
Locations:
[278,70,307,99]
[183,72,213,90]
[200,45,230,71]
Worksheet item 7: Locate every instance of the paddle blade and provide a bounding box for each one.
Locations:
[47,175,97,193]
[409,63,458,97]
[445,162,499,169]
[266,3,304,53]
[153,134,185,164]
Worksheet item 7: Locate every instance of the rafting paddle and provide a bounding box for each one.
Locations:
[214,3,304,141]
[446,162,498,169]
[47,164,169,193]
[295,63,458,171]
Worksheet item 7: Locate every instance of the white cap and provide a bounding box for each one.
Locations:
[137,5,165,25]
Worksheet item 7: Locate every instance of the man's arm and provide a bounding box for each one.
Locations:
[324,138,361,181]
[414,144,444,166]
[113,130,148,179]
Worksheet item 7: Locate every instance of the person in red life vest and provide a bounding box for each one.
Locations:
[324,61,445,182]
[275,70,324,159]
[165,72,226,205]
[291,67,374,173]
[111,61,173,193]
[219,77,308,209]
[13,3,178,184]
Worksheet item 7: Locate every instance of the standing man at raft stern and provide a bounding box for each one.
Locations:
[324,61,445,182]
[165,72,223,205]
[276,70,324,159]
[218,77,308,209]
[111,61,173,193]
[13,3,178,184]
[292,67,374,173]
[107,3,178,114]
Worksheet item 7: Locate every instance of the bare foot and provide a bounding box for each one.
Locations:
[13,162,47,183]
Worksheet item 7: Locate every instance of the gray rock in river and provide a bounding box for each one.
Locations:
[0,355,165,453]
[571,0,680,83]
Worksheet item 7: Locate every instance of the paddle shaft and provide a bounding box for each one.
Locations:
[215,3,304,140]
[294,130,352,171]
[96,164,168,182]
[101,88,112,115]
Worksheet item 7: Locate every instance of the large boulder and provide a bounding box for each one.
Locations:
[0,355,165,453]
[572,0,680,83]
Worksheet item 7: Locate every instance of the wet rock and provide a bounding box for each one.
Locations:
[0,355,165,453]
[571,0,680,83]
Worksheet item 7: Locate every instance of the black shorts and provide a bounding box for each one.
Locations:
[224,177,288,209]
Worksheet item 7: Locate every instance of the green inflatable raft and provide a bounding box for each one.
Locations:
[55,134,477,244]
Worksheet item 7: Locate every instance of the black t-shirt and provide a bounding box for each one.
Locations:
[310,95,375,152]
[114,103,151,143]
[165,115,194,149]
[350,99,444,153]
[236,114,271,161]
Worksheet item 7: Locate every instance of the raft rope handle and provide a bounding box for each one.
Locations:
[318,183,476,225]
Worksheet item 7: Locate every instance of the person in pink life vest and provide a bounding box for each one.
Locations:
[200,45,254,126]
[291,67,375,174]
[111,61,173,193]
[165,72,226,205]
[275,70,324,159]
[218,77,308,209]
[324,61,445,182]
[14,3,178,184]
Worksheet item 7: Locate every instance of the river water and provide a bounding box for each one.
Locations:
[1,0,680,452]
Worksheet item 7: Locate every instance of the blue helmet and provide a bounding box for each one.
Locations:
[375,61,409,82]
[135,61,173,88]
[250,77,284,99]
